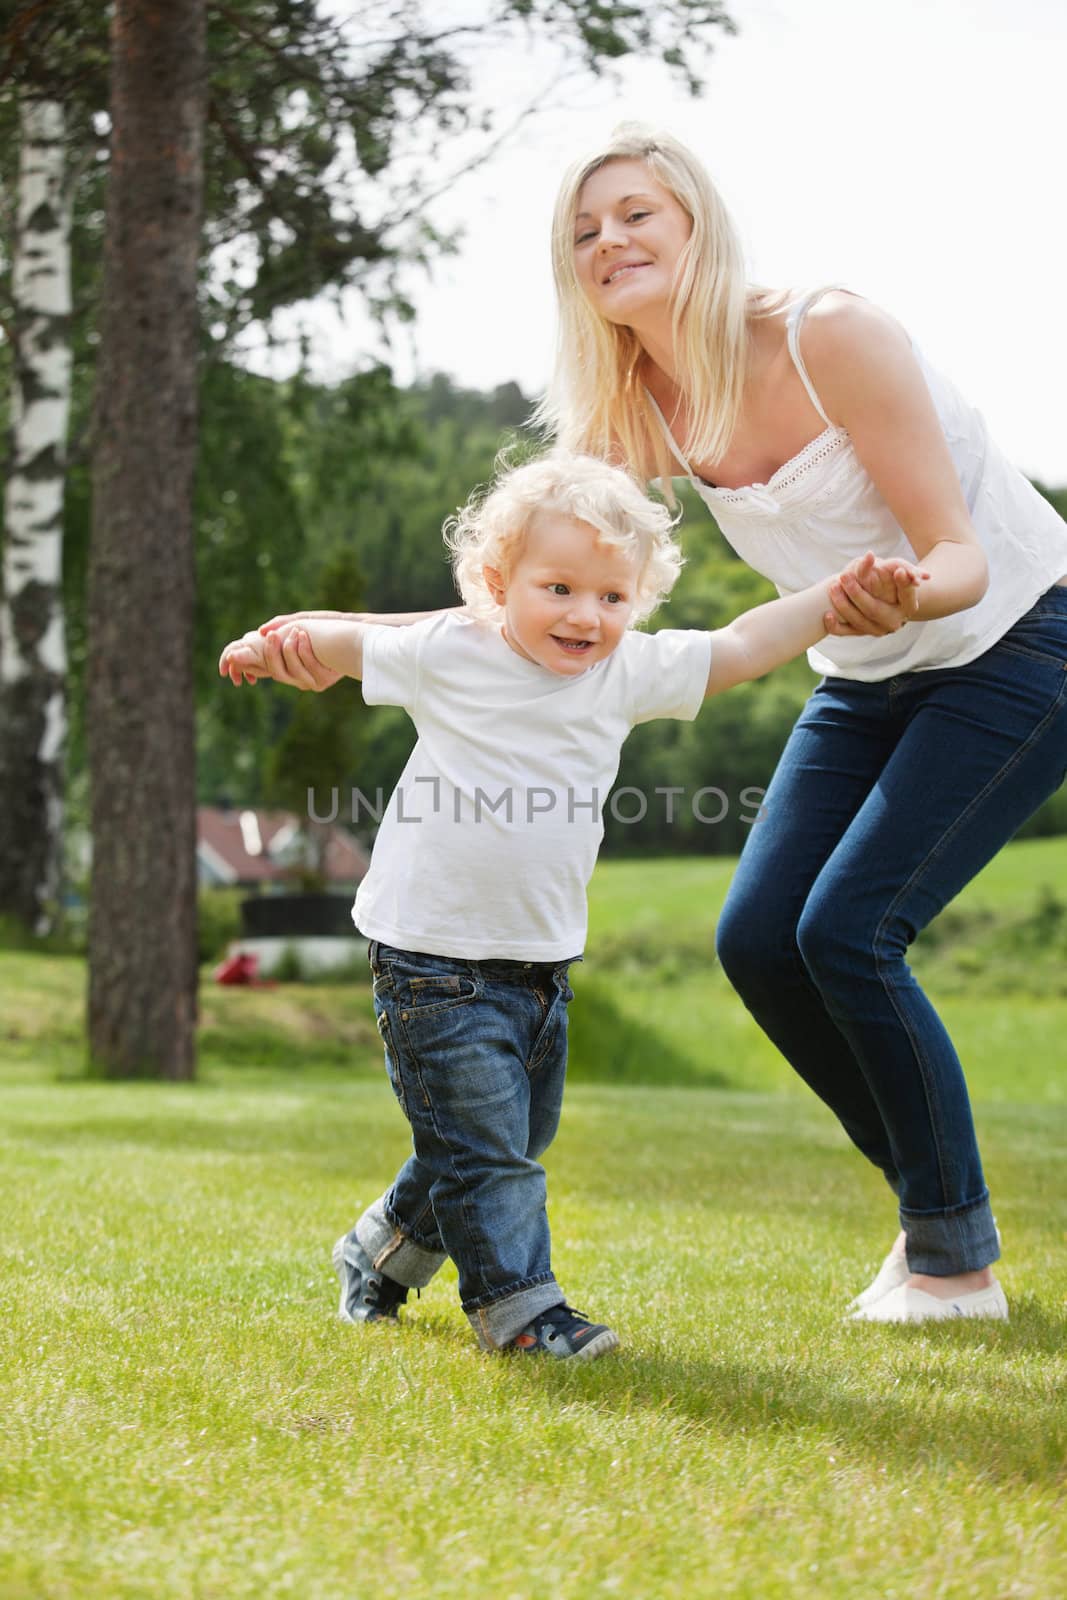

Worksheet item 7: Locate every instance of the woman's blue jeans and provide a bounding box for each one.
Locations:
[716,586,1067,1275]
[354,941,576,1350]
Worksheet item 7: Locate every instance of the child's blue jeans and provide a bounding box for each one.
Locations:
[355,940,577,1349]
[716,584,1067,1276]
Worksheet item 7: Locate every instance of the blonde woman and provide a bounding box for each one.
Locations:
[538,124,1067,1324]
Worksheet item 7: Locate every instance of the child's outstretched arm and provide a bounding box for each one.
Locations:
[219,619,367,687]
[704,552,928,697]
[248,606,463,691]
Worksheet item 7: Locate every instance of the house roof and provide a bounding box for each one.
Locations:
[197,807,370,886]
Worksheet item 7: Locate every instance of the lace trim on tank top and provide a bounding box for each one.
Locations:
[644,388,850,511]
[644,286,851,507]
[707,425,850,511]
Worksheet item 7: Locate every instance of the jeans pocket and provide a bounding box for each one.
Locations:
[401,972,480,1015]
[527,1011,565,1077]
[995,595,1067,669]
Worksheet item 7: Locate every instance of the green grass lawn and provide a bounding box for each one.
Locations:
[2,837,1066,1597]
[2,1073,1065,1598]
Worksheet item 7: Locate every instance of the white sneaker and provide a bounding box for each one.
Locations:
[848,1245,909,1312]
[848,1281,1009,1324]
[848,1224,1002,1312]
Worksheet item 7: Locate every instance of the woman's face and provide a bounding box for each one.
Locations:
[573,158,692,326]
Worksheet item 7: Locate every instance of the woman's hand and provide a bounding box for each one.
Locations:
[824,551,930,637]
[218,626,341,690]
[254,627,341,691]
[247,611,345,690]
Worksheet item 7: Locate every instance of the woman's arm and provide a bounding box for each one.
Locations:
[802,295,989,626]
[259,606,460,634]
[255,606,463,690]
[219,620,367,686]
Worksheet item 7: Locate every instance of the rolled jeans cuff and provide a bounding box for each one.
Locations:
[466,1276,562,1351]
[355,1195,446,1290]
[901,1193,1000,1276]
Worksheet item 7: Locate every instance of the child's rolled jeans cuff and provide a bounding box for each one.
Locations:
[466,1276,562,1351]
[355,1196,445,1289]
[901,1193,999,1277]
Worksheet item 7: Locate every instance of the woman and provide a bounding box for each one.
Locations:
[260,125,1067,1323]
[541,124,1067,1322]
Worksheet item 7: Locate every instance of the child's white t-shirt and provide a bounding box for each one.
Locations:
[352,612,712,961]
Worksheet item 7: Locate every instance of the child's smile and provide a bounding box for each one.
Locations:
[486,511,639,677]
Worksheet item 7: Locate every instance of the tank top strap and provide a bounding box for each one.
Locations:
[785,285,846,429]
[643,387,695,478]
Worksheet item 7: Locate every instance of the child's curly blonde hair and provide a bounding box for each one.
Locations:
[444,451,684,624]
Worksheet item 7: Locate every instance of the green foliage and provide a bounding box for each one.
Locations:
[2,0,735,354]
[192,363,821,853]
[565,972,718,1085]
[197,367,535,816]
[52,349,1067,853]
[1017,785,1067,839]
[260,546,369,875]
[197,887,245,965]
[0,913,82,956]
[267,944,307,984]
[909,883,1067,997]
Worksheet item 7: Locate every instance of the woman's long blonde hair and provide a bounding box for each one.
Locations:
[537,124,761,495]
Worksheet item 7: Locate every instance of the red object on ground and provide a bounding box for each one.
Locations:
[213,951,273,987]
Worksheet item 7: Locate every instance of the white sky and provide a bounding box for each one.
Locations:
[251,0,1067,484]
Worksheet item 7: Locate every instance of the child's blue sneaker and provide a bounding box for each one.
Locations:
[508,1302,619,1361]
[332,1232,409,1323]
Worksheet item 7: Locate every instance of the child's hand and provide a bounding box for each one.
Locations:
[824,552,930,637]
[218,629,270,686]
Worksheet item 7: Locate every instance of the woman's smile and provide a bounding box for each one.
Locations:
[573,158,692,325]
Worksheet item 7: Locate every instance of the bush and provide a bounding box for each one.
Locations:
[198,888,245,964]
[0,913,85,956]
[567,972,722,1086]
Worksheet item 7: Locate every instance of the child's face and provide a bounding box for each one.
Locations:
[486,511,639,677]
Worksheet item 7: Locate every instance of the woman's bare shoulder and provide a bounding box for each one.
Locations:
[802,291,912,369]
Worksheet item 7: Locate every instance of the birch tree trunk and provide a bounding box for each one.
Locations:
[0,99,72,935]
[87,0,206,1078]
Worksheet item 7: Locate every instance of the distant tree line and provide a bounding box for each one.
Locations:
[58,362,1067,862]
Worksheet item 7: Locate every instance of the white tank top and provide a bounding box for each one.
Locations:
[647,287,1067,681]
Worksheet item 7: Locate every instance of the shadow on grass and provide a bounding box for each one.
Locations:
[497,1322,1067,1487]
[348,1292,1067,1487]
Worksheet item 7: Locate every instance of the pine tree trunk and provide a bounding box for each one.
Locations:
[0,99,72,935]
[87,0,206,1079]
